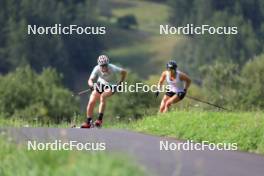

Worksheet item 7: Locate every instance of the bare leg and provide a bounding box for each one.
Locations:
[86,90,100,117]
[159,95,170,113]
[164,95,181,113]
[99,89,113,114]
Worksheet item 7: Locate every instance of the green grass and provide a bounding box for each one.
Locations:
[111,0,170,33]
[0,113,124,128]
[0,116,68,127]
[113,110,264,154]
[104,0,185,78]
[0,138,145,176]
[108,35,187,77]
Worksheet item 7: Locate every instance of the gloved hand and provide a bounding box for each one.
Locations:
[89,83,96,91]
[177,89,187,99]
[89,86,94,91]
[155,91,160,98]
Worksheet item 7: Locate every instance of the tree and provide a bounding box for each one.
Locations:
[97,0,112,19]
[0,66,79,123]
[169,0,264,79]
[200,61,240,108]
[0,0,104,87]
[106,73,158,121]
[240,54,264,109]
[117,15,138,29]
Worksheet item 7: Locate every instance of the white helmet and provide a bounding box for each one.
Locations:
[97,55,109,66]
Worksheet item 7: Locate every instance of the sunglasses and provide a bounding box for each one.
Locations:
[167,67,175,70]
[100,64,108,67]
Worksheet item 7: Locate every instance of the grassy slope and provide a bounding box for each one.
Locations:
[113,110,264,154]
[106,0,185,78]
[0,138,145,176]
[111,0,169,33]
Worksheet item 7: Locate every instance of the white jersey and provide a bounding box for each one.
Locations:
[166,70,184,93]
[89,64,123,85]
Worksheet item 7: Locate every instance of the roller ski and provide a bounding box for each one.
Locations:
[71,119,102,129]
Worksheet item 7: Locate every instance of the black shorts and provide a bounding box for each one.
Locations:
[165,91,176,97]
[165,90,186,99]
[95,83,120,94]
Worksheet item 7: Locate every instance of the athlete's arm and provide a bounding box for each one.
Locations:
[88,66,98,88]
[119,69,127,83]
[111,64,127,84]
[157,71,166,90]
[179,72,191,90]
[88,78,95,88]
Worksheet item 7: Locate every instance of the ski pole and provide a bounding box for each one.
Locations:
[72,89,91,97]
[186,95,230,111]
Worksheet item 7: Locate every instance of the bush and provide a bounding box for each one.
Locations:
[200,61,240,109]
[0,66,79,123]
[117,15,138,29]
[240,54,264,109]
[200,54,264,110]
[106,73,159,122]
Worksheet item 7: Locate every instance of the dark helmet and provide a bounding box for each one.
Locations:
[166,60,177,70]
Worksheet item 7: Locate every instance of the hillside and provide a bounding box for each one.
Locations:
[105,0,185,78]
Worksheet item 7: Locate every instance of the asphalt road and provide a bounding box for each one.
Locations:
[2,128,264,176]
